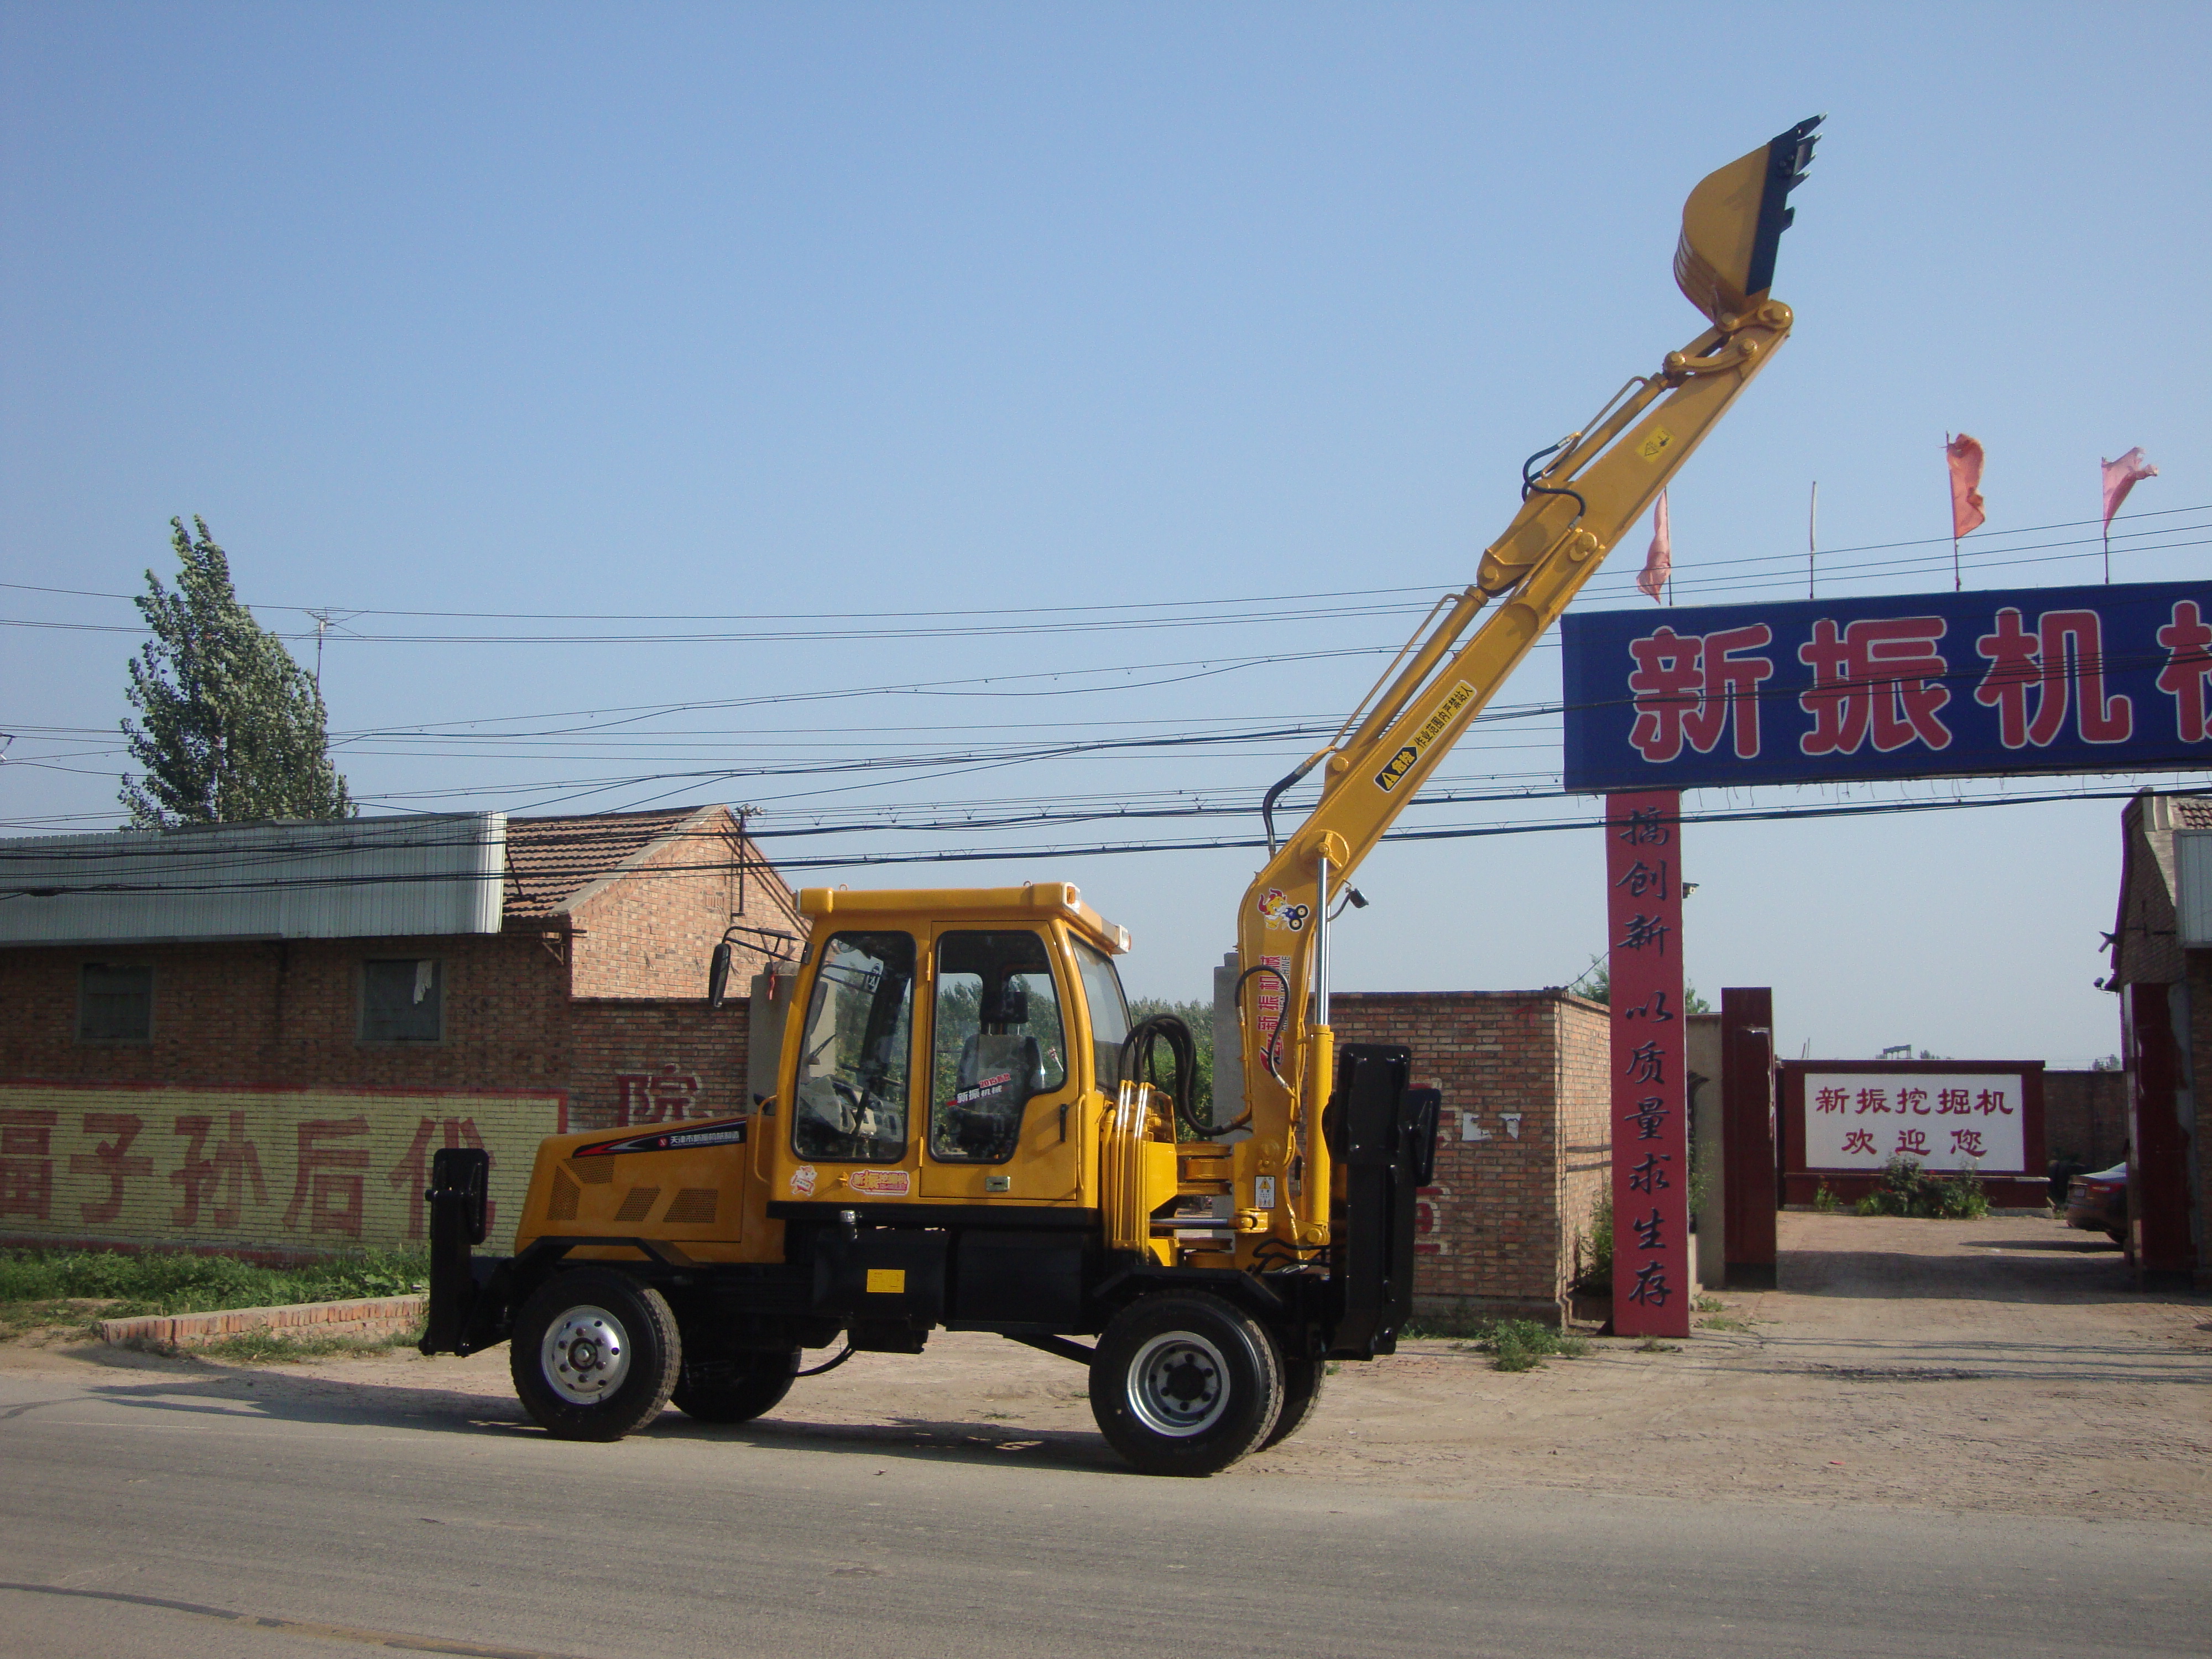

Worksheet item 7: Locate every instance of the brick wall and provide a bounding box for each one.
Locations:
[0,934,571,1092]
[566,998,750,1131]
[568,826,802,999]
[0,1079,561,1259]
[2044,1068,2129,1170]
[1329,989,1610,1324]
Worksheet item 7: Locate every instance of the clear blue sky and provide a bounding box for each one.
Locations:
[4,3,2206,1065]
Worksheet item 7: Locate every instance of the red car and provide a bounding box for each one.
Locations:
[2064,1163,2127,1244]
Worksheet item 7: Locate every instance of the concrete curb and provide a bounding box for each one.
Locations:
[99,1293,427,1347]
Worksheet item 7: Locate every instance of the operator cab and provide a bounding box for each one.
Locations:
[776,884,1133,1209]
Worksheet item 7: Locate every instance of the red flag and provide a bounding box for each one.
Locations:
[1946,434,1986,540]
[2101,447,2157,528]
[1637,490,1671,602]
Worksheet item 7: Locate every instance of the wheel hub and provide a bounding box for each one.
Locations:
[541,1305,630,1405]
[1127,1331,1230,1437]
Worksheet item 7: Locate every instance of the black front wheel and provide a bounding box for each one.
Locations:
[1089,1292,1282,1477]
[672,1350,799,1423]
[510,1268,682,1442]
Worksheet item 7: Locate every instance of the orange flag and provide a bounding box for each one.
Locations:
[1946,434,1987,540]
[1637,489,1671,602]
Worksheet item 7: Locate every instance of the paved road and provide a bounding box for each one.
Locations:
[1,1358,2203,1659]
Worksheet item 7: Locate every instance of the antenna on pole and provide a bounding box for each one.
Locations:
[1808,480,1818,599]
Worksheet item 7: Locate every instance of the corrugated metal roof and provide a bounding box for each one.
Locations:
[0,815,506,944]
[2177,830,2212,949]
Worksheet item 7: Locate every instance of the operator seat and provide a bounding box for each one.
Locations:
[946,1032,1041,1159]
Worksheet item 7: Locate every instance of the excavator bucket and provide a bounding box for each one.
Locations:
[1674,115,1822,322]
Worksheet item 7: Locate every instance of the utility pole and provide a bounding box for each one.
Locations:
[1807,481,1818,599]
[306,609,334,695]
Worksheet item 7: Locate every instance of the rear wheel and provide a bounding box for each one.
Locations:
[1089,1292,1282,1477]
[511,1269,681,1442]
[1260,1355,1327,1449]
[672,1350,799,1423]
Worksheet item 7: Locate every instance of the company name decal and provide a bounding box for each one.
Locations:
[574,1118,748,1158]
[846,1168,912,1197]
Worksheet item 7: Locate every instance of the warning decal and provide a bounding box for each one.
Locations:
[1374,679,1478,793]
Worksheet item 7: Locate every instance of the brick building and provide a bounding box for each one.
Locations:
[2107,789,2211,1288]
[1327,989,1611,1324]
[2043,1068,2128,1172]
[0,807,798,1259]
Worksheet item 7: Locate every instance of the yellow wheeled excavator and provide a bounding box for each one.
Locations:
[422,118,1822,1475]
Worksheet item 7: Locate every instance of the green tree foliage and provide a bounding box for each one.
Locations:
[1130,996,1215,1126]
[1566,955,1709,1013]
[119,517,352,828]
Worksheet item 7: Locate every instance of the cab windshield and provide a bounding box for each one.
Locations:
[792,930,913,1164]
[1072,937,1130,1089]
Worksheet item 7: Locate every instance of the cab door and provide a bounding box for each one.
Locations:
[919,925,1083,1203]
[779,926,923,1205]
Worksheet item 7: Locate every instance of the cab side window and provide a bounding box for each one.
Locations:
[792,931,914,1164]
[1073,937,1130,1090]
[929,931,1067,1164]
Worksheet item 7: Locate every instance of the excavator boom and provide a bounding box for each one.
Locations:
[1232,118,1822,1252]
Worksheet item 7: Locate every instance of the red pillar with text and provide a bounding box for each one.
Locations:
[1607,790,1692,1337]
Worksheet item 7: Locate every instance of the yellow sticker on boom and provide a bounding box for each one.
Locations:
[1637,426,1674,463]
[865,1268,906,1295]
[1374,679,1477,794]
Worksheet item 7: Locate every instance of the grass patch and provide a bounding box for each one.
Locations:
[1692,1293,1725,1312]
[0,1297,116,1341]
[0,1245,425,1322]
[1635,1335,1682,1353]
[1697,1314,1752,1332]
[1454,1318,1590,1373]
[1401,1309,1494,1340]
[1851,1156,1991,1220]
[197,1326,422,1364]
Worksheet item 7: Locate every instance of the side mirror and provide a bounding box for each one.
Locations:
[707,941,732,1010]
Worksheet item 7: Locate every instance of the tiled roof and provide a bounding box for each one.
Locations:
[502,807,716,924]
[2171,797,2212,828]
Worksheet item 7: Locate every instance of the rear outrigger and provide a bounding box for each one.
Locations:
[421,118,1822,1475]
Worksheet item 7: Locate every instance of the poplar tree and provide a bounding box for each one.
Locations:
[119,516,353,828]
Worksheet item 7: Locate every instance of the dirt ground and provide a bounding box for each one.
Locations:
[9,1213,2209,1524]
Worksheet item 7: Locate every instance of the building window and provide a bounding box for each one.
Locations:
[361,958,443,1044]
[79,963,154,1043]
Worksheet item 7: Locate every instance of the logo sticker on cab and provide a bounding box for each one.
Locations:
[847,1168,912,1198]
[788,1164,818,1198]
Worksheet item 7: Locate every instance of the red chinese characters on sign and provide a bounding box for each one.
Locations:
[614,1063,703,1126]
[70,1113,154,1225]
[1974,608,2132,748]
[1626,625,1775,763]
[170,1112,270,1229]
[1606,791,1689,1339]
[2155,601,2212,743]
[281,1117,371,1238]
[0,1109,60,1220]
[1799,617,1954,755]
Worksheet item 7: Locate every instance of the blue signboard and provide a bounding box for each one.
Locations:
[1561,578,2212,792]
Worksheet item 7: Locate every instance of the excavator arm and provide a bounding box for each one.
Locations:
[1230,117,1823,1253]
